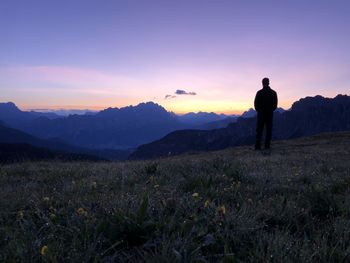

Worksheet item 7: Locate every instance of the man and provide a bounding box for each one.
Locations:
[254,77,278,150]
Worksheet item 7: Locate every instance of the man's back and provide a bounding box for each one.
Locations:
[254,87,278,114]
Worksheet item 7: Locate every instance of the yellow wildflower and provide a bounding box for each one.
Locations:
[192,192,199,198]
[50,213,57,221]
[77,207,87,216]
[218,205,226,215]
[17,210,24,220]
[161,199,167,207]
[40,245,48,255]
[204,200,210,208]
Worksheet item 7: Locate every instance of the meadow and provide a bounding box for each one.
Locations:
[1,132,350,262]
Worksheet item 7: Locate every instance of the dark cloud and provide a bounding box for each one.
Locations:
[164,94,176,99]
[164,89,197,99]
[175,89,197,95]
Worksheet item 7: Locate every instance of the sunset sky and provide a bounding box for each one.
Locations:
[1,0,349,114]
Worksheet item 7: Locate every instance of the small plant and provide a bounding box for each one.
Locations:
[97,193,157,253]
[223,164,242,181]
[331,179,350,194]
[299,175,312,185]
[144,162,158,175]
[304,186,339,218]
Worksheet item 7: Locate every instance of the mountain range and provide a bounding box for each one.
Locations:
[130,95,350,159]
[0,102,237,150]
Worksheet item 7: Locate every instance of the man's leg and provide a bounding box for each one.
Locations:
[255,113,264,150]
[265,113,273,149]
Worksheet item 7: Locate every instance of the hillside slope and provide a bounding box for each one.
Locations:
[0,123,130,160]
[1,132,350,261]
[0,143,104,163]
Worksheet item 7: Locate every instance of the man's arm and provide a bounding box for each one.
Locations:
[273,91,278,111]
[254,92,260,111]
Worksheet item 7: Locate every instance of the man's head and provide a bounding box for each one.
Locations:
[262,77,270,87]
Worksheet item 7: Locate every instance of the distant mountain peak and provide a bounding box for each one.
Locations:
[177,111,228,126]
[99,101,166,115]
[241,108,256,118]
[136,101,166,110]
[139,101,159,106]
[0,102,20,111]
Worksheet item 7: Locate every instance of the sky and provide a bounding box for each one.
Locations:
[0,0,349,114]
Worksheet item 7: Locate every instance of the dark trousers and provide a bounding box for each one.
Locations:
[255,112,273,149]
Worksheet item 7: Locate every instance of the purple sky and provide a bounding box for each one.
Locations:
[0,0,349,113]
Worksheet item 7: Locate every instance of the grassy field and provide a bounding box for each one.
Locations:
[1,132,350,262]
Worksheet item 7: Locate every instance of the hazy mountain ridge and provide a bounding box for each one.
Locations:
[241,107,285,118]
[178,111,230,126]
[194,116,239,130]
[29,109,97,116]
[130,94,350,159]
[0,123,131,160]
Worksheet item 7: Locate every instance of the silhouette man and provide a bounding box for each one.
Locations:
[254,78,278,150]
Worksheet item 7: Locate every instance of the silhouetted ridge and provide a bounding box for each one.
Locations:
[291,94,349,111]
[0,102,19,111]
[178,111,228,126]
[0,102,61,126]
[97,102,167,116]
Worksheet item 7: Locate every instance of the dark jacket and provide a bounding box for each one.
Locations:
[254,86,278,114]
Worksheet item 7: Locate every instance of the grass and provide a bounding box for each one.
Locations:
[1,132,350,262]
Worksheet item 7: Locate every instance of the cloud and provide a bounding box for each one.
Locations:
[164,89,197,99]
[175,89,197,95]
[165,94,176,99]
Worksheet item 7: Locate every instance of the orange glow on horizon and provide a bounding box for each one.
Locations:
[22,105,108,111]
[20,99,293,115]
